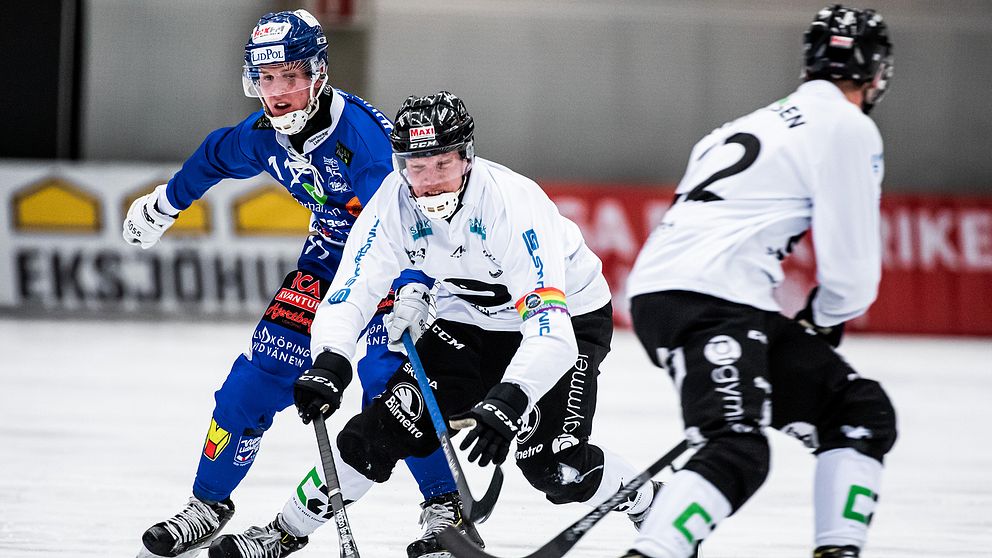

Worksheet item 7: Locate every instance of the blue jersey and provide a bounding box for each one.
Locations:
[161,89,451,506]
[164,88,394,245]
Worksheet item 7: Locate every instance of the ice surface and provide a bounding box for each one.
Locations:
[1,319,990,557]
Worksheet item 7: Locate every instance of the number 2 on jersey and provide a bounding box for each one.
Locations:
[680,132,761,203]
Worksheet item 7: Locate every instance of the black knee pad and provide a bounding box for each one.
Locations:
[337,414,397,483]
[685,433,770,512]
[817,379,897,462]
[337,376,442,483]
[517,442,605,505]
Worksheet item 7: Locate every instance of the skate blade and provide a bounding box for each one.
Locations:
[135,545,206,558]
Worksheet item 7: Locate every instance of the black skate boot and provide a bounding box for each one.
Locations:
[406,492,485,558]
[627,480,664,531]
[139,497,235,557]
[814,545,860,557]
[208,514,308,558]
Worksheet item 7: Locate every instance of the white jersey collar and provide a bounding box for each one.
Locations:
[458,157,489,211]
[797,79,847,101]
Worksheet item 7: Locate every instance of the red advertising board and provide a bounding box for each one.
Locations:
[541,182,992,336]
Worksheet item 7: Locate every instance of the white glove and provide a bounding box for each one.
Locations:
[384,283,432,354]
[123,184,177,249]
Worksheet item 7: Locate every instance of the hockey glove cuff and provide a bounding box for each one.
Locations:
[384,282,432,354]
[450,382,529,467]
[123,184,177,250]
[795,287,845,348]
[294,351,353,424]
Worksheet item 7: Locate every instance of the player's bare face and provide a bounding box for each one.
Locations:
[406,152,467,198]
[257,63,317,117]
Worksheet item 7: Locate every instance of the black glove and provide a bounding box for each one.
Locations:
[794,287,845,348]
[294,351,353,424]
[450,382,529,467]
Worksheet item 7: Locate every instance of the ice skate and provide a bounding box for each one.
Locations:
[208,514,307,558]
[406,492,484,558]
[814,545,860,558]
[137,497,235,557]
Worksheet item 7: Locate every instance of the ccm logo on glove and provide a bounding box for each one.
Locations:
[297,374,341,391]
[450,382,529,467]
[294,351,353,424]
[480,402,520,434]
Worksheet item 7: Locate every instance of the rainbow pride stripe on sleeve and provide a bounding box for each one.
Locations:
[515,287,569,321]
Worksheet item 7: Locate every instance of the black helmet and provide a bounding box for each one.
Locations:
[803,5,893,113]
[390,91,475,157]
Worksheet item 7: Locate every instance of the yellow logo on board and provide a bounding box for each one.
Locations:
[12,178,100,232]
[233,185,309,236]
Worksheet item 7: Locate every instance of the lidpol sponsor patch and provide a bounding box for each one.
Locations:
[202,418,231,460]
[515,287,568,321]
[249,45,286,64]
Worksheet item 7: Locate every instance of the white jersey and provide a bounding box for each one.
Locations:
[627,80,884,327]
[311,157,612,405]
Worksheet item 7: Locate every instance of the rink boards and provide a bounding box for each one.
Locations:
[1,161,991,334]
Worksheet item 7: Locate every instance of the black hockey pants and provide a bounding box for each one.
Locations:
[631,290,897,510]
[337,303,615,505]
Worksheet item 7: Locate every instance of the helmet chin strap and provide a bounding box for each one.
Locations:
[413,173,470,221]
[264,79,325,135]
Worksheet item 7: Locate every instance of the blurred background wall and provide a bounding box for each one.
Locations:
[2,0,990,333]
[8,0,992,192]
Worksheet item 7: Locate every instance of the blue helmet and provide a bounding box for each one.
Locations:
[244,9,327,69]
[242,10,329,133]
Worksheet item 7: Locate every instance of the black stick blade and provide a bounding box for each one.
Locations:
[469,466,504,523]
